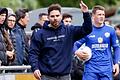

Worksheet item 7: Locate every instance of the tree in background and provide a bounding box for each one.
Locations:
[37,0,120,9]
[36,0,120,17]
[0,0,38,11]
[0,0,120,13]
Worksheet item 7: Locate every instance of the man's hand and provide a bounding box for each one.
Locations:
[113,64,119,77]
[34,69,41,80]
[80,0,88,13]
[75,50,89,61]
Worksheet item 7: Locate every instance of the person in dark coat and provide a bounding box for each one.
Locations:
[29,1,92,80]
[0,7,15,66]
[12,8,30,65]
[31,13,48,30]
[5,11,17,65]
[114,24,120,80]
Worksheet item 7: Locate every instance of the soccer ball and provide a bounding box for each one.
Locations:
[77,46,92,62]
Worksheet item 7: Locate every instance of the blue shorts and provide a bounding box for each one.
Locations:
[82,72,113,80]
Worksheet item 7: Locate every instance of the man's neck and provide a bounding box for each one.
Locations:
[18,20,26,27]
[49,24,59,29]
[17,22,25,29]
[93,22,104,28]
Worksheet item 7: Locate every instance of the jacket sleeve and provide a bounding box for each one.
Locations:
[28,30,43,72]
[111,29,120,64]
[71,12,92,41]
[73,38,86,54]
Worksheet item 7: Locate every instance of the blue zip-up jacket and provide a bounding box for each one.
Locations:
[29,12,92,76]
[12,23,25,65]
[74,24,120,73]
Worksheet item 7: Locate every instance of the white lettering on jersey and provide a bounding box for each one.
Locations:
[47,35,65,42]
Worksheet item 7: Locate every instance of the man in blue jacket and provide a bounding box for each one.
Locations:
[12,8,29,65]
[74,5,120,80]
[29,1,92,80]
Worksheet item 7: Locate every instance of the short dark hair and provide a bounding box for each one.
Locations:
[48,4,61,15]
[115,24,120,30]
[0,8,8,15]
[92,5,105,15]
[39,13,47,19]
[0,8,8,25]
[62,13,72,20]
[15,8,28,21]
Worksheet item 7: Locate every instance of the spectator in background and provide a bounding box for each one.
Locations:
[114,24,120,80]
[29,0,92,80]
[0,7,15,66]
[31,13,48,30]
[6,7,14,16]
[12,8,29,65]
[62,13,72,26]
[0,8,8,66]
[115,24,120,42]
[5,8,17,65]
[104,18,112,25]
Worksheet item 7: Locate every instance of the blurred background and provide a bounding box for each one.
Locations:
[1,0,120,18]
[0,0,120,20]
[1,0,120,31]
[0,0,120,10]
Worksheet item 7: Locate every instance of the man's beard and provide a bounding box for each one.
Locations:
[51,21,60,28]
[53,22,58,27]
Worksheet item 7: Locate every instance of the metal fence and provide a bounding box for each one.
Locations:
[0,65,31,73]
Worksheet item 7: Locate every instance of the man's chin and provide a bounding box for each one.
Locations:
[52,23,59,27]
